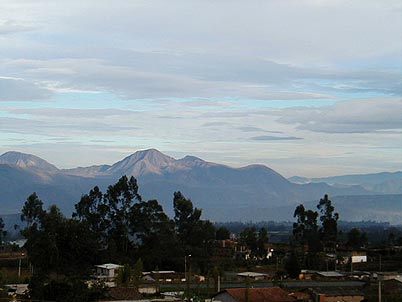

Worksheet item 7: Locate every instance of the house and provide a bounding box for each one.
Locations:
[5,284,29,297]
[350,251,367,264]
[377,272,402,281]
[315,271,345,279]
[212,287,295,302]
[237,272,268,281]
[298,270,316,280]
[142,270,183,282]
[309,287,364,302]
[94,263,123,286]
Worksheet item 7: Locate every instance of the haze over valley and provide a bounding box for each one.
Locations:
[1,149,400,224]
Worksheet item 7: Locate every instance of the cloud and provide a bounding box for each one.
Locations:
[3,54,400,101]
[278,98,402,133]
[8,107,141,118]
[237,126,282,133]
[251,135,303,141]
[0,77,52,101]
[0,20,33,35]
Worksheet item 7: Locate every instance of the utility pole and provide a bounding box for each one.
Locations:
[18,253,24,278]
[185,254,191,297]
[378,274,382,302]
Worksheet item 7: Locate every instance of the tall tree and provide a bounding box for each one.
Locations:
[104,176,142,258]
[130,199,178,269]
[0,217,6,245]
[347,228,367,250]
[216,227,230,240]
[73,186,109,247]
[239,227,258,256]
[256,227,269,258]
[173,191,202,243]
[317,194,339,250]
[173,191,215,273]
[21,192,45,231]
[293,204,320,252]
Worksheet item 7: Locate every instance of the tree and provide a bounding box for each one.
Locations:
[173,191,202,243]
[284,251,300,279]
[73,186,109,246]
[131,259,144,286]
[116,264,132,287]
[173,192,215,274]
[130,199,178,270]
[256,228,269,258]
[0,217,6,246]
[216,227,230,240]
[293,204,320,252]
[347,228,367,250]
[74,176,143,262]
[104,176,142,259]
[317,194,339,250]
[239,227,258,257]
[21,192,45,231]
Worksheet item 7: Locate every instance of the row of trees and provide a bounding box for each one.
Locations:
[20,176,218,301]
[290,194,340,271]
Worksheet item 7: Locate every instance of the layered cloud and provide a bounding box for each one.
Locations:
[0,77,52,101]
[0,0,400,176]
[278,99,402,133]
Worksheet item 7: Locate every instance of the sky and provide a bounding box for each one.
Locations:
[0,0,401,177]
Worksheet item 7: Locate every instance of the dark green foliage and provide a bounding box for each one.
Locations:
[292,204,320,252]
[29,277,106,302]
[21,192,45,228]
[22,204,99,278]
[292,195,340,269]
[174,191,202,242]
[104,176,142,259]
[0,217,6,245]
[116,264,132,286]
[239,227,257,254]
[317,194,339,250]
[73,176,143,262]
[347,228,368,249]
[216,226,230,240]
[238,227,269,259]
[257,228,269,257]
[284,251,300,279]
[73,186,109,244]
[21,176,219,300]
[173,191,216,274]
[131,199,177,270]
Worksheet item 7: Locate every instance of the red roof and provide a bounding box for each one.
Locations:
[223,287,295,302]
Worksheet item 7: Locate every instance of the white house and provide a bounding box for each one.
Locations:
[94,263,123,285]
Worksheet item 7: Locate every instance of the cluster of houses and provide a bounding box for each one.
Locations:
[4,261,402,301]
[85,262,402,302]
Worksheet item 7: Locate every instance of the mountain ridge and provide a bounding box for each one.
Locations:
[0,149,399,222]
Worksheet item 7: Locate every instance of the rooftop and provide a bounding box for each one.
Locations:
[96,263,123,270]
[215,287,295,302]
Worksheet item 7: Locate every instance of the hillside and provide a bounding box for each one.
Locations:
[0,149,399,223]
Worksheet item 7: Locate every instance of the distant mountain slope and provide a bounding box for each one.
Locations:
[0,149,398,223]
[0,163,110,214]
[289,171,402,194]
[0,151,58,172]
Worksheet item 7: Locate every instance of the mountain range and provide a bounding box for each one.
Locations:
[0,149,401,224]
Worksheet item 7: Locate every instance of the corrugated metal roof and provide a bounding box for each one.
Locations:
[316,271,344,278]
[237,272,267,278]
[96,263,123,270]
